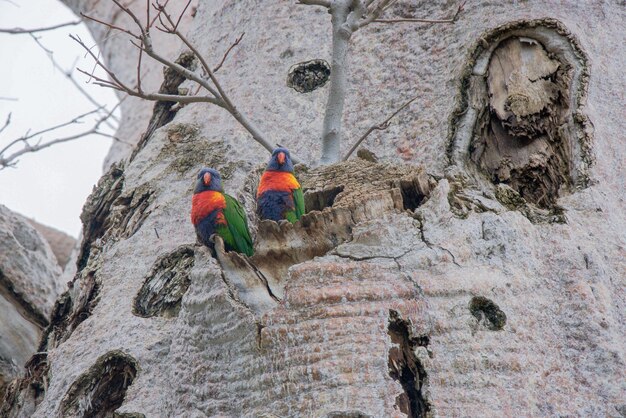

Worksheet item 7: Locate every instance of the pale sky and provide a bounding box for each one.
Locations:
[0,0,118,237]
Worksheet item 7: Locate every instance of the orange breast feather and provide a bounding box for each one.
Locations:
[257,171,300,197]
[191,191,226,225]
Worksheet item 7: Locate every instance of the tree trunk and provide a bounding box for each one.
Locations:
[3,1,625,417]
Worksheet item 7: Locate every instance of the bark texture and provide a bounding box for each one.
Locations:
[3,1,625,417]
[0,205,63,401]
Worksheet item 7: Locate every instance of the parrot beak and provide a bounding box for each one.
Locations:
[277,152,286,165]
[203,172,211,186]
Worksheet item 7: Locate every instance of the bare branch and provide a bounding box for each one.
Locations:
[174,0,193,31]
[152,4,227,102]
[81,12,140,39]
[71,34,140,95]
[359,0,396,28]
[0,106,118,169]
[152,4,280,157]
[0,20,81,35]
[145,0,151,32]
[0,108,101,157]
[29,34,119,128]
[297,0,331,7]
[0,113,11,136]
[77,0,286,161]
[137,40,144,93]
[213,32,245,73]
[343,95,417,161]
[371,1,465,25]
[74,15,222,101]
[111,0,146,36]
[75,68,223,106]
[148,0,170,28]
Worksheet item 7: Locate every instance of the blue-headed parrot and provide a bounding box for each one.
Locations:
[256,147,305,223]
[191,168,254,256]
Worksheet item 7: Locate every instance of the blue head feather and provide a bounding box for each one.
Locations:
[194,168,223,194]
[266,147,294,172]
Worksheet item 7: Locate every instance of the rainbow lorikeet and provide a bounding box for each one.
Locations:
[191,168,254,256]
[257,147,305,223]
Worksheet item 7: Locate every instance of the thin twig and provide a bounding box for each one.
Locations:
[29,34,119,127]
[213,32,245,73]
[0,21,81,34]
[76,68,222,105]
[0,108,101,157]
[296,0,331,7]
[372,1,465,24]
[343,95,417,161]
[111,0,146,36]
[77,0,288,161]
[0,113,11,136]
[154,4,280,156]
[0,105,119,169]
[149,0,170,28]
[174,0,193,31]
[359,0,397,28]
[80,13,140,39]
[137,40,144,93]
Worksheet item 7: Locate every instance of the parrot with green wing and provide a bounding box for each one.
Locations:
[256,147,305,223]
[191,168,254,256]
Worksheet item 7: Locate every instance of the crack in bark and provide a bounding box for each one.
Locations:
[415,215,461,267]
[244,258,281,303]
[332,248,412,264]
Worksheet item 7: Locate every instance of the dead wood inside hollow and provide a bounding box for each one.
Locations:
[471,36,572,208]
[449,19,593,218]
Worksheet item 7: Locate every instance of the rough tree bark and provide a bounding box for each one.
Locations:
[2,1,625,417]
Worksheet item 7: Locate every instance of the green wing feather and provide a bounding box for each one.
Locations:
[293,187,305,219]
[222,194,254,256]
[285,187,305,224]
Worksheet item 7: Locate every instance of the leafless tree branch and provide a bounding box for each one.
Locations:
[213,32,245,73]
[297,0,464,163]
[76,0,284,160]
[296,0,331,7]
[174,0,193,31]
[29,34,119,128]
[0,20,81,35]
[0,113,11,136]
[80,12,140,39]
[372,1,465,24]
[343,95,417,161]
[0,106,119,170]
